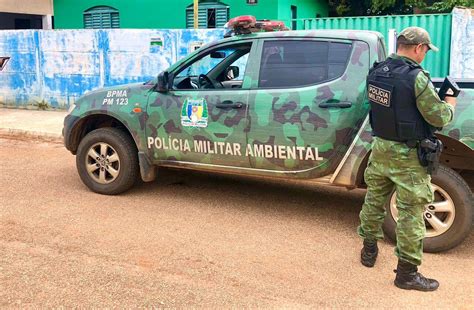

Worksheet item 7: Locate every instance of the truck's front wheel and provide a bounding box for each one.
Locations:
[383,165,473,253]
[76,128,139,195]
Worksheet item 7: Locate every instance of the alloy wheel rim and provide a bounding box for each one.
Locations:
[389,184,456,238]
[85,142,120,184]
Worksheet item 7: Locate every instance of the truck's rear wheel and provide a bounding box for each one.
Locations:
[383,165,473,253]
[76,128,138,195]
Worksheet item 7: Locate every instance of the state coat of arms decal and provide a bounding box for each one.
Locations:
[181,98,209,128]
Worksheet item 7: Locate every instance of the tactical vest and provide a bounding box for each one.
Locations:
[367,57,436,143]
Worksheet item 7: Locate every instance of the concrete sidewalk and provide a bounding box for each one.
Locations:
[0,108,66,142]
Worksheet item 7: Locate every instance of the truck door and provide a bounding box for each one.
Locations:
[246,38,370,178]
[146,41,256,168]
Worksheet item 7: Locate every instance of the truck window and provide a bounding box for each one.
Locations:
[258,40,352,88]
[174,43,252,90]
[177,48,235,79]
[377,38,387,61]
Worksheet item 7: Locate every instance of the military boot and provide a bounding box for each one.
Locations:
[360,239,378,267]
[394,259,439,291]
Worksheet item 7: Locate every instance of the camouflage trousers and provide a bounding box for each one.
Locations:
[357,137,434,266]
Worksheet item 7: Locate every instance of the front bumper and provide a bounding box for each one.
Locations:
[63,114,80,154]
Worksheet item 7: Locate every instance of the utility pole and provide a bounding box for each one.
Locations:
[194,0,199,29]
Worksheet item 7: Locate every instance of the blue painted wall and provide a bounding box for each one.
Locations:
[0,29,225,109]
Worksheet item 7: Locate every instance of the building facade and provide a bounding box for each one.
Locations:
[53,0,328,30]
[0,0,53,29]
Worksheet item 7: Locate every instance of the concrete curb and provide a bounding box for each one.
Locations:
[0,128,63,143]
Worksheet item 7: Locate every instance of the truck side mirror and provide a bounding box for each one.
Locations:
[226,66,239,81]
[157,71,169,92]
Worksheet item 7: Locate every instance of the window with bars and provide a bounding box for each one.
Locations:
[83,6,120,29]
[186,2,229,28]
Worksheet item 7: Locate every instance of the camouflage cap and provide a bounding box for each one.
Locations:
[397,27,439,52]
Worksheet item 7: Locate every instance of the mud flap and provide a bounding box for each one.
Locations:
[138,151,156,182]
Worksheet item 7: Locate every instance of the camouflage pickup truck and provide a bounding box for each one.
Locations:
[63,30,473,253]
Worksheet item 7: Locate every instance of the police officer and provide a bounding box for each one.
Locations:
[358,27,457,291]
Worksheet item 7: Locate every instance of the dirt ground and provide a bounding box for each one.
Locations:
[0,138,473,308]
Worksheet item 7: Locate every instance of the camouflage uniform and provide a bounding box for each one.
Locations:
[358,54,454,266]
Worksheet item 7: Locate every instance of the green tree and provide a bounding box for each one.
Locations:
[328,0,474,16]
[426,0,473,12]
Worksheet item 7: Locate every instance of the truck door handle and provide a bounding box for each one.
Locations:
[216,100,243,109]
[318,100,352,108]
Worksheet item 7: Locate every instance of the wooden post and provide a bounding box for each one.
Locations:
[194,0,199,29]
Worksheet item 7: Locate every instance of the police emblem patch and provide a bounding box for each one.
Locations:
[368,84,391,107]
[181,98,209,128]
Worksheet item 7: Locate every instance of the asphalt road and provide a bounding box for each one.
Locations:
[0,137,473,308]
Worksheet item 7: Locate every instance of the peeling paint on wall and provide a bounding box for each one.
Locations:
[0,29,224,109]
[450,7,474,79]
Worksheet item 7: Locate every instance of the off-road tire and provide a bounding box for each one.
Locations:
[383,164,473,253]
[76,128,139,195]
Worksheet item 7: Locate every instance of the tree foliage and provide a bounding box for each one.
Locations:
[328,0,474,16]
[426,0,474,12]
